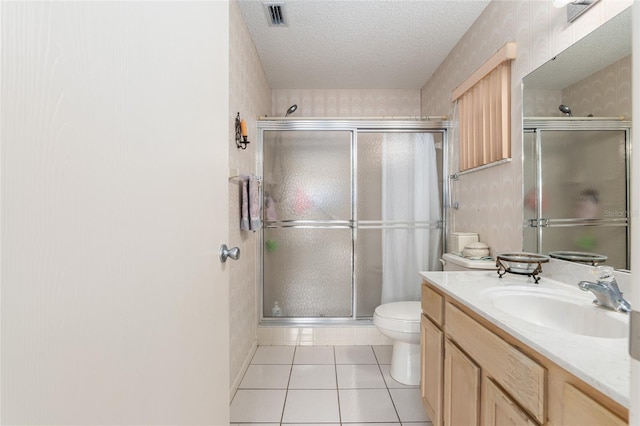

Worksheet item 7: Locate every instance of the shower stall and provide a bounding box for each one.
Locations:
[523,118,631,269]
[257,119,449,323]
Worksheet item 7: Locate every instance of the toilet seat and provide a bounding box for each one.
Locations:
[373,301,421,333]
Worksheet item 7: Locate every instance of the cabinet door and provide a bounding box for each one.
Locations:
[421,315,443,425]
[562,383,626,426]
[443,339,480,426]
[483,377,537,426]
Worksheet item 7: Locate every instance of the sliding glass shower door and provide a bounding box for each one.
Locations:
[260,124,444,321]
[262,130,353,318]
[523,120,630,269]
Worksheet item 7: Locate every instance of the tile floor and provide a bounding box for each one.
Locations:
[231,345,432,426]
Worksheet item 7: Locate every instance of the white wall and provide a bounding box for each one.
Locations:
[228,0,272,396]
[1,2,230,424]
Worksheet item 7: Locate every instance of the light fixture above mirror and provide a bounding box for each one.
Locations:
[552,0,600,23]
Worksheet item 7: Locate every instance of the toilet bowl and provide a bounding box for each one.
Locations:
[373,301,421,385]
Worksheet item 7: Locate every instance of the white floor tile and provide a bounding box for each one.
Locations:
[339,389,400,423]
[289,364,337,389]
[401,422,433,426]
[381,364,420,389]
[346,423,400,426]
[336,364,386,389]
[282,424,340,426]
[252,345,295,364]
[373,345,393,364]
[239,364,291,389]
[282,389,340,423]
[230,389,286,423]
[231,424,279,426]
[390,388,430,422]
[335,345,377,364]
[293,345,335,364]
[232,345,430,425]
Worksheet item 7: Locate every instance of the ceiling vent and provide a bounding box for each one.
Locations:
[265,3,288,27]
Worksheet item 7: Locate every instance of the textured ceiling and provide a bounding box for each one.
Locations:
[237,0,491,89]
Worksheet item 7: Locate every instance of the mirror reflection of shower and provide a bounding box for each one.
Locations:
[285,104,298,117]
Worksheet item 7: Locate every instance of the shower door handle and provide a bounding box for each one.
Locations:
[220,244,241,263]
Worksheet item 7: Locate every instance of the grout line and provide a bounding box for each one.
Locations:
[280,345,296,424]
[375,346,403,424]
[333,345,342,425]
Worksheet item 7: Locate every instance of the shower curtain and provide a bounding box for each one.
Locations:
[381,133,441,303]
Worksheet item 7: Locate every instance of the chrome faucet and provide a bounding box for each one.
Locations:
[578,266,631,313]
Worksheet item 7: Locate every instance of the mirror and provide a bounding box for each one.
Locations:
[522,6,632,270]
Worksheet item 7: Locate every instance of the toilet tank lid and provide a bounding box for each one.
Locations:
[375,301,421,321]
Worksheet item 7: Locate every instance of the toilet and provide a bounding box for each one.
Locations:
[374,254,496,386]
[373,301,422,385]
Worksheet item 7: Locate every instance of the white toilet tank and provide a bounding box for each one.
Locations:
[441,252,497,271]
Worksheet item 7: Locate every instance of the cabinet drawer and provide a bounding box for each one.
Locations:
[422,283,444,326]
[445,302,546,424]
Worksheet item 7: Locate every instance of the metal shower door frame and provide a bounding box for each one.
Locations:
[523,118,632,269]
[257,119,451,324]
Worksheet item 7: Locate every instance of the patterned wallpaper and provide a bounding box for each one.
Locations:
[563,54,632,119]
[524,55,632,117]
[421,0,632,257]
[228,0,272,396]
[272,89,421,117]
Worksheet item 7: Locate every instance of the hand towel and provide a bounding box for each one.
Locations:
[240,178,250,231]
[249,175,261,231]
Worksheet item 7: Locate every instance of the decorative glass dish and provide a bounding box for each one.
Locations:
[495,252,550,283]
[548,251,607,266]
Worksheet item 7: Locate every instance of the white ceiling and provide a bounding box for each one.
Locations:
[237,0,491,89]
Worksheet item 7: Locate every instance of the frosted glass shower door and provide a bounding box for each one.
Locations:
[262,130,353,318]
[524,128,629,269]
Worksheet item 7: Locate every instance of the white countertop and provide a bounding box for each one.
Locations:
[420,270,630,408]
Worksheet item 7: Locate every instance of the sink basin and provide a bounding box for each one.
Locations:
[481,286,628,339]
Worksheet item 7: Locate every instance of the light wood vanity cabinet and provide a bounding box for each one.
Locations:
[443,338,480,425]
[420,285,445,424]
[420,280,629,426]
[562,383,626,426]
[483,377,537,426]
[420,315,443,426]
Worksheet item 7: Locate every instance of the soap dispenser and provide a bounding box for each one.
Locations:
[272,301,282,317]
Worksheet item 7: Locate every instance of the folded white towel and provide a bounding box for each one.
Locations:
[240,178,250,231]
[249,175,261,231]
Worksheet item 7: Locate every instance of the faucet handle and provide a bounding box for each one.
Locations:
[594,265,615,281]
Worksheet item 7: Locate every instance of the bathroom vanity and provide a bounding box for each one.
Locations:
[420,270,629,426]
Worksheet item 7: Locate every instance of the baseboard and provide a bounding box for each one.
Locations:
[230,340,258,401]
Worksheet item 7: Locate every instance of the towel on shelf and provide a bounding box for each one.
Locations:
[249,175,261,231]
[240,178,250,231]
